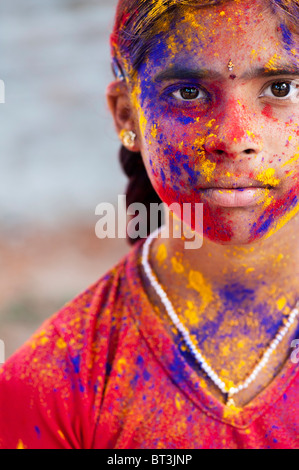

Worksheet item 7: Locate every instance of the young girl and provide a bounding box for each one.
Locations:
[0,0,298,449]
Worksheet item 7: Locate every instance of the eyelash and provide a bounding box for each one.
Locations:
[168,85,210,104]
[167,79,299,104]
[259,80,299,101]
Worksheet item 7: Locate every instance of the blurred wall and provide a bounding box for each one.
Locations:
[0,0,130,359]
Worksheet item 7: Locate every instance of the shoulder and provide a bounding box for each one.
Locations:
[2,239,145,373]
[0,240,145,448]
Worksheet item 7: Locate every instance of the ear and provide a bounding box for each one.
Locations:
[106,80,141,153]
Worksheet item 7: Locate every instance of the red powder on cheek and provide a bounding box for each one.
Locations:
[153,180,234,243]
[262,104,273,119]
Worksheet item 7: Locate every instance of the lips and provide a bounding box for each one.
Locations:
[198,176,276,190]
[196,176,278,208]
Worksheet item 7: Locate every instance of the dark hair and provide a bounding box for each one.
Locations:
[111,0,299,244]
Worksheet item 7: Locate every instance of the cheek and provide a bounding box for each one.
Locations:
[142,127,235,243]
[142,114,217,194]
[249,181,299,242]
[144,135,210,211]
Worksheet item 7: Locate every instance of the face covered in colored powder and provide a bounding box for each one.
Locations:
[130,0,299,245]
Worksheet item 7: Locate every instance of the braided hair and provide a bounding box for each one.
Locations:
[119,145,162,245]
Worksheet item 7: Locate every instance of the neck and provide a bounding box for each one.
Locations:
[150,212,299,321]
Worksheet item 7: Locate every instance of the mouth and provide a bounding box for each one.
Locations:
[198,177,277,207]
[198,177,276,190]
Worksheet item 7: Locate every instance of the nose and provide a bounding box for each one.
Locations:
[203,97,263,158]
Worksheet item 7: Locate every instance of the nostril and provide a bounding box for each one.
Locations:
[244,149,255,155]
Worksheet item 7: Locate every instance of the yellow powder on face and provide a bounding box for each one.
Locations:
[181,9,207,36]
[246,130,256,139]
[201,159,217,183]
[193,136,206,150]
[151,124,158,139]
[156,243,167,264]
[256,168,280,187]
[206,119,216,128]
[171,256,184,274]
[257,188,274,209]
[264,53,281,71]
[282,152,299,167]
[265,202,299,240]
[40,336,48,346]
[131,79,147,137]
[167,34,183,56]
[194,135,214,161]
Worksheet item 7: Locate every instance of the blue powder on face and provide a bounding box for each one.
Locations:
[183,163,200,184]
[176,116,197,125]
[258,217,273,234]
[280,23,294,50]
[169,160,182,176]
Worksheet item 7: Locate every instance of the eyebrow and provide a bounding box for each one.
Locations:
[154,64,299,82]
[243,66,299,79]
[154,67,221,82]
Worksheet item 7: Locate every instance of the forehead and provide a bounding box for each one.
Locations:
[140,0,298,75]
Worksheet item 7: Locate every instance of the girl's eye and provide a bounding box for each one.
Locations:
[172,86,205,101]
[260,80,299,101]
[271,82,290,97]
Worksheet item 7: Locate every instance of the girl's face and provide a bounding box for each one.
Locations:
[131,0,299,245]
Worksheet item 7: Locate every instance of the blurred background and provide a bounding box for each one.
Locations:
[0,0,131,359]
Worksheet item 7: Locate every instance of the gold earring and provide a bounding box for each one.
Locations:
[120,130,137,149]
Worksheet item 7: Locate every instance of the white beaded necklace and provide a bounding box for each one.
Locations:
[141,226,299,408]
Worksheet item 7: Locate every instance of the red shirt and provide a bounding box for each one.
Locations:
[0,239,298,449]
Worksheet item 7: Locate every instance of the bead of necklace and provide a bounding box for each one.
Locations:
[141,226,299,408]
